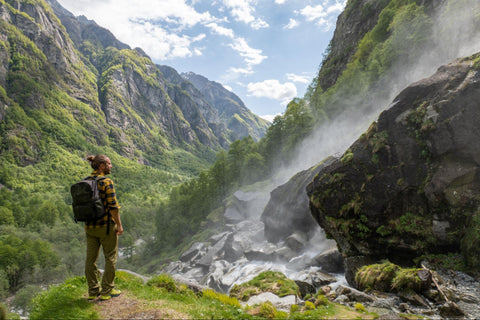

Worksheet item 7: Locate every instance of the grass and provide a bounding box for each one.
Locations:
[27,271,381,319]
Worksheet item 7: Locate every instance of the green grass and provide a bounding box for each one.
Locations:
[29,277,100,320]
[26,271,382,320]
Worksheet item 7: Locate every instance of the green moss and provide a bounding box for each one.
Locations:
[356,261,425,293]
[355,261,400,291]
[229,271,298,301]
[461,211,480,269]
[341,148,354,164]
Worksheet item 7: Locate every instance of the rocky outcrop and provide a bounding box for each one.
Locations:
[307,53,480,286]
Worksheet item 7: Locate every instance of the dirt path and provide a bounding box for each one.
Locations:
[90,291,190,319]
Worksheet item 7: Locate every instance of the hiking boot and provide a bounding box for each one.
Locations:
[110,288,121,297]
[87,292,100,300]
[100,288,121,300]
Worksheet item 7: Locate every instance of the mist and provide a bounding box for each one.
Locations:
[277,0,480,182]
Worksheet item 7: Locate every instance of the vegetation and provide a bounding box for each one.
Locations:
[229,271,299,302]
[26,271,378,320]
[355,261,426,293]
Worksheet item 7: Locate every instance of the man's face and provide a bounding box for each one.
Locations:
[101,158,112,174]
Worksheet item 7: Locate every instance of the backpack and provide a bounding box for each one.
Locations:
[71,176,106,222]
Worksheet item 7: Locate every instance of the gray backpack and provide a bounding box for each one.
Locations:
[71,176,106,222]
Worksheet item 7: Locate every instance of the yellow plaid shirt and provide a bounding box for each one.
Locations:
[84,171,121,229]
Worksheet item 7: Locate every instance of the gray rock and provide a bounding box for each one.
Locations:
[313,247,344,273]
[180,242,207,262]
[242,292,296,312]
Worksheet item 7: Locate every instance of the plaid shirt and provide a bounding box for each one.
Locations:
[84,171,121,229]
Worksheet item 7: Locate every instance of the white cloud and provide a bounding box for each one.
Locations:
[222,0,269,29]
[260,113,282,122]
[283,18,299,30]
[286,73,311,84]
[300,1,346,29]
[229,37,267,69]
[206,22,235,38]
[275,0,288,4]
[57,0,217,60]
[247,79,297,105]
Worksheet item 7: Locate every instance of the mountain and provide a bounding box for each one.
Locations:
[182,72,269,142]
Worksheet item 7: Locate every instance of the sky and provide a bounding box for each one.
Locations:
[55,0,347,121]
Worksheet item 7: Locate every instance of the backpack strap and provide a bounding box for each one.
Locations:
[86,176,110,235]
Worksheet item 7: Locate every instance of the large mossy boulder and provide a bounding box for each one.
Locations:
[307,53,480,286]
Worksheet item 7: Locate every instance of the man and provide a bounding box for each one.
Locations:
[85,154,123,301]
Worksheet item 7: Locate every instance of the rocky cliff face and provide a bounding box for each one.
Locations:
[318,0,447,91]
[182,72,269,142]
[307,53,480,286]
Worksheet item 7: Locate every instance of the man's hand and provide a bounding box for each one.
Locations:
[116,225,124,236]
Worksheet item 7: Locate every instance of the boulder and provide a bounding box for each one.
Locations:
[180,242,207,263]
[307,53,480,286]
[313,247,344,273]
[242,292,296,312]
[261,158,336,244]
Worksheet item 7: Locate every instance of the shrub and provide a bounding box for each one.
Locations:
[146,274,177,292]
[259,301,277,319]
[305,301,316,310]
[202,289,241,308]
[354,302,366,312]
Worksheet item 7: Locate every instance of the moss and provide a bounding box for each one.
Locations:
[355,261,400,291]
[229,271,298,301]
[461,211,480,269]
[341,148,354,164]
[356,261,426,293]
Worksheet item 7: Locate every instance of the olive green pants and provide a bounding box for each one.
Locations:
[85,225,117,296]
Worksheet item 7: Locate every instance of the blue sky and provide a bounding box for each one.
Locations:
[56,0,347,121]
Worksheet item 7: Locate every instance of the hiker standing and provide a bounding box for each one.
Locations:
[84,154,123,301]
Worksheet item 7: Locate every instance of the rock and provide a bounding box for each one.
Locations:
[334,294,349,304]
[244,242,277,261]
[273,246,296,261]
[242,292,296,312]
[295,280,316,299]
[292,269,337,288]
[336,285,375,303]
[206,260,231,293]
[196,234,229,268]
[308,53,480,285]
[261,158,336,244]
[287,254,315,270]
[320,285,331,295]
[285,232,308,251]
[170,274,207,293]
[397,290,430,308]
[223,233,244,262]
[439,301,465,318]
[224,206,245,224]
[313,247,344,273]
[180,242,207,262]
